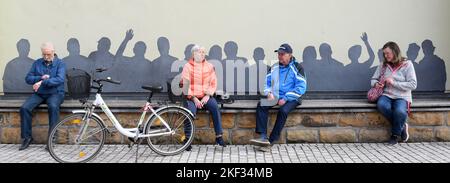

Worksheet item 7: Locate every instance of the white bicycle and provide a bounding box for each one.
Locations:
[47,70,195,163]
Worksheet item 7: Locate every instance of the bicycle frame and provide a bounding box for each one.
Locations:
[75,93,174,140]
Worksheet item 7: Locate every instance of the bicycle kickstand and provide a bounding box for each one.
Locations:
[135,138,143,163]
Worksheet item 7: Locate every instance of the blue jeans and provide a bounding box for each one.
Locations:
[184,97,223,136]
[377,95,408,136]
[20,93,65,139]
[256,100,300,143]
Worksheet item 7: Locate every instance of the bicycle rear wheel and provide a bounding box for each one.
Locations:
[144,106,195,156]
[48,113,106,163]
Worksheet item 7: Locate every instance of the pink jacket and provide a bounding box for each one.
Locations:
[181,58,217,99]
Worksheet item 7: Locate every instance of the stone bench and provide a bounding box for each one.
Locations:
[1,98,449,145]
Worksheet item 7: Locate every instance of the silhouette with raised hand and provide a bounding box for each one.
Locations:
[111,29,153,92]
[416,39,446,91]
[248,47,269,95]
[344,32,375,91]
[318,43,345,91]
[3,39,35,94]
[151,37,179,92]
[222,41,248,95]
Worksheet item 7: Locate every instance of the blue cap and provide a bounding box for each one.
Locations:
[274,43,293,54]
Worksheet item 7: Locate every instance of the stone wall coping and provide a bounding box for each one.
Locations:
[1,98,449,113]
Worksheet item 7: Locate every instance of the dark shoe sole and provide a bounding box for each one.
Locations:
[255,146,272,152]
[19,139,33,151]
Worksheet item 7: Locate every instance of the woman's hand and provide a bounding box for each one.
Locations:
[375,82,385,88]
[193,97,203,109]
[201,95,210,106]
[385,77,395,85]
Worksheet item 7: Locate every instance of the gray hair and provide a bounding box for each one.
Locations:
[191,44,205,53]
[41,42,55,51]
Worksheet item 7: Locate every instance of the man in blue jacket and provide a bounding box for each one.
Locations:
[19,42,66,151]
[250,44,307,151]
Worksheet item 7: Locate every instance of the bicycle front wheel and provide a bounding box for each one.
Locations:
[48,113,107,163]
[144,106,195,156]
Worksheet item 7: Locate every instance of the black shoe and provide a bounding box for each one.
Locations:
[401,123,409,143]
[215,136,227,147]
[183,138,192,151]
[19,138,33,151]
[388,135,399,145]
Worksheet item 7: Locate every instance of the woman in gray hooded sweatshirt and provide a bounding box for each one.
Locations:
[371,41,417,145]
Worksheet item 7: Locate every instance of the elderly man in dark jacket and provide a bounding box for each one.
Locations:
[19,42,66,151]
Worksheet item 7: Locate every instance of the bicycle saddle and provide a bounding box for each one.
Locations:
[142,85,163,93]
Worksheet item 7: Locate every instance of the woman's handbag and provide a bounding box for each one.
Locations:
[367,65,387,103]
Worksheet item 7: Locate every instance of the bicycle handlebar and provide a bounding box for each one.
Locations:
[94,77,121,85]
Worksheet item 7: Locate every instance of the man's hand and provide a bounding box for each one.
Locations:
[201,95,210,106]
[41,74,50,80]
[278,99,286,106]
[193,97,203,109]
[267,93,275,100]
[33,81,42,92]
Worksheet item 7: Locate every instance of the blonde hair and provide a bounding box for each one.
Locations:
[382,41,406,66]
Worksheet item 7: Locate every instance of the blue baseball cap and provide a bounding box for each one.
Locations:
[274,43,293,54]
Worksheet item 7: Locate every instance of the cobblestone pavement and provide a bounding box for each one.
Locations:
[1,143,449,163]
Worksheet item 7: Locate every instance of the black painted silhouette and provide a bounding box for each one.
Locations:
[377,48,384,64]
[207,45,222,61]
[2,34,447,95]
[368,48,385,80]
[3,39,35,94]
[317,43,345,91]
[63,38,92,74]
[88,37,115,84]
[416,40,446,91]
[344,32,375,91]
[110,29,153,92]
[151,37,179,92]
[183,44,195,61]
[207,45,224,92]
[222,41,248,95]
[407,43,421,70]
[168,44,192,92]
[248,47,269,95]
[300,46,319,91]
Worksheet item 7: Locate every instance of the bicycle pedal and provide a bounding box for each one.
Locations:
[127,137,136,148]
[128,141,135,149]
